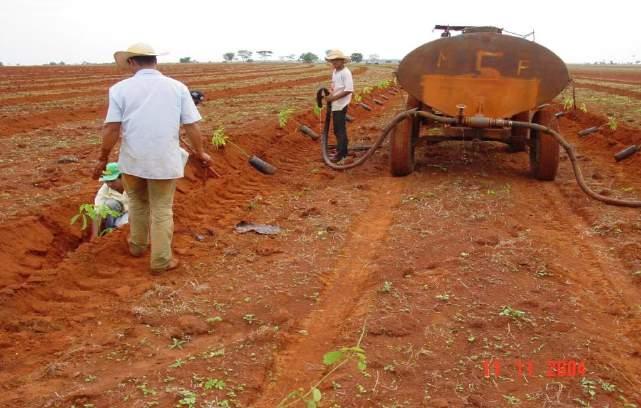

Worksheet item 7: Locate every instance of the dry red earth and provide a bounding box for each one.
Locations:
[0,63,640,408]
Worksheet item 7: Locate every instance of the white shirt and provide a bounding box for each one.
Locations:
[105,69,201,179]
[94,183,129,213]
[330,67,354,111]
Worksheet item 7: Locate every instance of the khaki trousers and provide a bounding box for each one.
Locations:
[122,174,177,270]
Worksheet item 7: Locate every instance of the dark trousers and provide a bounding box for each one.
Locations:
[332,106,349,158]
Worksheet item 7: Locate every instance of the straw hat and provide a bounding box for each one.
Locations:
[325,49,351,62]
[113,43,167,69]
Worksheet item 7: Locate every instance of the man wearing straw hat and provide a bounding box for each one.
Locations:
[93,43,211,274]
[324,50,354,163]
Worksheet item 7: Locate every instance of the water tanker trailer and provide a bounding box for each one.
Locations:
[392,25,569,179]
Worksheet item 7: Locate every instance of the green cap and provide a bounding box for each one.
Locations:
[100,162,122,182]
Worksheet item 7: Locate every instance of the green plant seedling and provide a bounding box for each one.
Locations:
[211,126,228,149]
[278,321,369,408]
[376,79,391,89]
[607,116,618,130]
[70,203,121,231]
[278,107,295,128]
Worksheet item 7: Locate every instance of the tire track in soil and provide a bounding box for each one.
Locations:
[253,176,408,407]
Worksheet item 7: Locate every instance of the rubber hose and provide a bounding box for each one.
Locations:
[317,95,641,207]
[317,87,414,170]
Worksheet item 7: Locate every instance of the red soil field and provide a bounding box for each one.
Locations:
[0,63,640,407]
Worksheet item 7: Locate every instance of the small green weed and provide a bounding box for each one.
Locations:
[137,383,157,396]
[176,389,197,407]
[499,306,526,320]
[169,338,187,350]
[203,378,226,390]
[169,358,186,368]
[243,314,256,324]
[580,377,597,399]
[379,281,393,293]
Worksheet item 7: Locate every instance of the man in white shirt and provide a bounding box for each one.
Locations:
[324,50,354,163]
[93,43,211,274]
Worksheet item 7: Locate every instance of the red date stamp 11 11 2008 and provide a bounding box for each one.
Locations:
[483,359,586,379]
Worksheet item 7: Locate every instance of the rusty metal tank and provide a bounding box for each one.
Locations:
[390,26,570,179]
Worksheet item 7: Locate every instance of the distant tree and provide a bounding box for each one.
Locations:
[368,54,380,63]
[0,62,4,66]
[237,50,252,62]
[49,61,57,65]
[256,50,273,60]
[286,54,297,61]
[223,52,235,62]
[59,61,66,65]
[179,57,192,63]
[299,52,319,64]
[350,53,363,63]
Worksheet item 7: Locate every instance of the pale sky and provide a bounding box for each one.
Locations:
[0,0,639,66]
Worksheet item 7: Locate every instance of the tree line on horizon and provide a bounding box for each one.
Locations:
[217,50,368,64]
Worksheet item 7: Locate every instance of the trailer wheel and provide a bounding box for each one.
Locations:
[508,111,529,152]
[391,95,420,176]
[529,108,559,181]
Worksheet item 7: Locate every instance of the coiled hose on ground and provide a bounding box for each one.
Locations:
[316,88,641,208]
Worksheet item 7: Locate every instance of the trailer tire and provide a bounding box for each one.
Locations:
[530,109,560,181]
[391,95,420,176]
